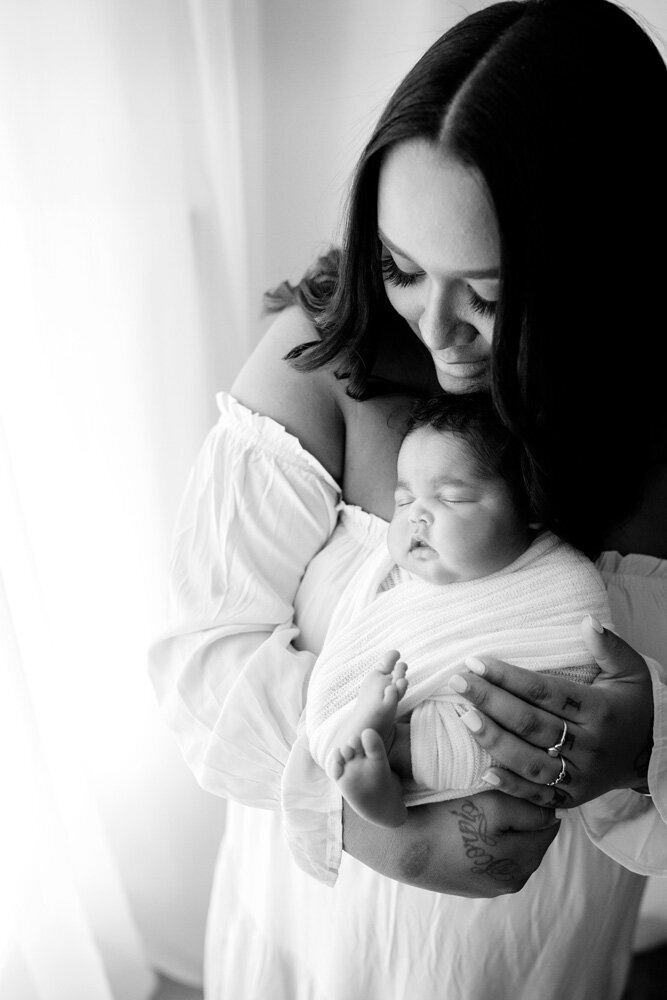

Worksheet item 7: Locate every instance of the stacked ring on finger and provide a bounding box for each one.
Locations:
[547,719,568,757]
[546,755,567,787]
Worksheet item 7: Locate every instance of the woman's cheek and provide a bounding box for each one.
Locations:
[384,282,419,327]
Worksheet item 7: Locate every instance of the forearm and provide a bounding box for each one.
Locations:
[342,793,560,896]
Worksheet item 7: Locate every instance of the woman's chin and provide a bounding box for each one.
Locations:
[435,366,491,394]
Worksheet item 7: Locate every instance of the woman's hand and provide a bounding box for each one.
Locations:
[448,617,654,809]
[342,791,560,897]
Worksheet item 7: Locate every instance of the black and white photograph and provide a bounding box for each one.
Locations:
[1,2,666,998]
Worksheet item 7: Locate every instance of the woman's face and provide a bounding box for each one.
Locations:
[377,139,500,393]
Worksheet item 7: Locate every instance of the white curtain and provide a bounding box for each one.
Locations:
[0,0,260,994]
[1,1,665,998]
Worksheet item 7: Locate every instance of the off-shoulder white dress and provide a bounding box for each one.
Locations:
[149,394,667,1000]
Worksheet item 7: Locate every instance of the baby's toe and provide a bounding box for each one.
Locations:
[382,685,400,708]
[360,728,386,759]
[328,749,346,781]
[377,650,401,675]
[393,660,408,680]
[394,677,408,699]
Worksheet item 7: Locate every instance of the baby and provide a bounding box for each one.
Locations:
[305,393,612,827]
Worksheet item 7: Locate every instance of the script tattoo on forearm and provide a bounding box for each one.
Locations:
[451,800,519,883]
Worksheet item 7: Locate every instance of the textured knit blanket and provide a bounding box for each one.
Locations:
[306,531,612,802]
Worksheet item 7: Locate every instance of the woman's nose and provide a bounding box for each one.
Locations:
[419,284,477,352]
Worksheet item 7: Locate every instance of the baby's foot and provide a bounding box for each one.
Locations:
[327,650,409,828]
[329,729,408,828]
[336,649,408,751]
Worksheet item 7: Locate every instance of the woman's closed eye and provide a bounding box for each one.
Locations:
[468,285,497,319]
[382,252,497,320]
[381,253,424,288]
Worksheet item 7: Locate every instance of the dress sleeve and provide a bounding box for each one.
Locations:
[148,393,341,817]
[578,655,667,875]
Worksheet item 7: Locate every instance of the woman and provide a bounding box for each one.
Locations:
[150,1,667,997]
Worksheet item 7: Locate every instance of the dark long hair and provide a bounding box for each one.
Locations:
[406,393,532,524]
[267,0,667,555]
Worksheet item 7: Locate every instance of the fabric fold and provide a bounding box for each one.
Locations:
[149,392,340,823]
[306,531,612,802]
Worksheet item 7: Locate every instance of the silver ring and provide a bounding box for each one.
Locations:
[547,720,568,758]
[547,755,567,786]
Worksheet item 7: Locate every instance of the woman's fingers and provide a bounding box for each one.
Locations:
[453,618,649,735]
[459,707,577,788]
[448,663,580,751]
[449,619,655,804]
[481,767,571,810]
[448,658,589,801]
[580,620,654,788]
[581,616,649,679]
[453,654,593,727]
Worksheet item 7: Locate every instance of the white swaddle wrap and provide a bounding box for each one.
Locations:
[306,531,612,803]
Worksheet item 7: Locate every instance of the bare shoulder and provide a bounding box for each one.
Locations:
[231,306,344,482]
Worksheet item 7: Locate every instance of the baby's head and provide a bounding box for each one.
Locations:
[388,394,533,585]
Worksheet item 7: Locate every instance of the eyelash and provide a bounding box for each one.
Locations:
[469,289,497,319]
[381,253,497,318]
[381,254,423,289]
[394,497,468,506]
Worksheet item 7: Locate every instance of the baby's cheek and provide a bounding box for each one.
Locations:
[386,516,405,564]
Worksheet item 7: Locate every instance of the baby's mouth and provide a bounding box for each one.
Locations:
[409,536,434,553]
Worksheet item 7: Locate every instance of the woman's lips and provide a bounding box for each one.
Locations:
[433,357,489,379]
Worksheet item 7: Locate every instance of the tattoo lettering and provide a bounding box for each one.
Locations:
[562,696,581,713]
[633,718,654,780]
[562,731,575,752]
[451,800,518,883]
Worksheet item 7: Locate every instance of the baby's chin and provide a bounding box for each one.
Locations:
[400,550,459,585]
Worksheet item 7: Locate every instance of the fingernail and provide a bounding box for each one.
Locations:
[465,657,486,676]
[461,710,483,733]
[584,614,605,634]
[481,771,501,787]
[555,809,567,821]
[448,674,469,694]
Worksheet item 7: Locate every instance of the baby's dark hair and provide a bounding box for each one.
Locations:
[405,393,531,521]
